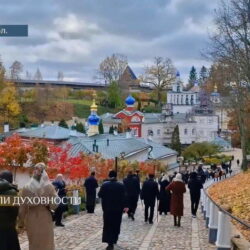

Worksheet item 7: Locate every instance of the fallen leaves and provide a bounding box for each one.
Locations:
[208,171,250,241]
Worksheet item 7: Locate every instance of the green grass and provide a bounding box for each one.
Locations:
[73,102,119,118]
[64,98,92,105]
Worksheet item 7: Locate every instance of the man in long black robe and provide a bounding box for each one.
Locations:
[140,174,159,224]
[98,170,128,250]
[84,172,98,213]
[123,171,140,220]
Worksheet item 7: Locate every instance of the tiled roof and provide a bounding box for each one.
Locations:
[126,66,137,80]
[19,125,85,140]
[143,113,164,124]
[137,138,177,159]
[67,135,151,159]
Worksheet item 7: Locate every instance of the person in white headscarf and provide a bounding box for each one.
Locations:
[166,173,186,227]
[18,162,58,250]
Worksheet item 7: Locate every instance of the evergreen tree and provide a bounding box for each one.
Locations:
[75,122,85,133]
[98,119,104,134]
[199,66,208,85]
[171,125,181,155]
[187,66,197,90]
[58,119,68,128]
[109,125,114,134]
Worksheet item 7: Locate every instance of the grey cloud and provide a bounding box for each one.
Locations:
[0,0,219,82]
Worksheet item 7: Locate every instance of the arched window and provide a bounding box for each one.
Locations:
[147,129,153,136]
[192,128,196,135]
[184,128,188,135]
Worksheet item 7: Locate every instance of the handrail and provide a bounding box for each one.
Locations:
[204,173,250,229]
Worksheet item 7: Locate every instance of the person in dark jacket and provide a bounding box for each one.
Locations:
[98,170,128,250]
[0,170,20,250]
[84,171,98,213]
[158,175,171,215]
[123,171,140,220]
[188,172,203,218]
[140,174,159,224]
[52,174,67,226]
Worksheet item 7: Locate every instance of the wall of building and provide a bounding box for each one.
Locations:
[178,115,219,144]
[126,149,149,162]
[172,105,193,114]
[159,155,177,168]
[141,123,165,145]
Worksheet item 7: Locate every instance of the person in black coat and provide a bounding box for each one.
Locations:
[0,170,20,250]
[84,171,98,213]
[98,170,128,250]
[52,174,67,226]
[140,174,159,224]
[188,172,203,218]
[158,175,171,215]
[123,171,140,220]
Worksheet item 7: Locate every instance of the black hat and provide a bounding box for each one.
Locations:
[108,170,117,178]
[0,170,13,183]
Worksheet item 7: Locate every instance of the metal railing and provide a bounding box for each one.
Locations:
[200,171,250,250]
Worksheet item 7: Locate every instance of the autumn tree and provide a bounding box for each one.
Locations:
[207,0,250,170]
[141,57,176,106]
[98,53,128,84]
[0,82,21,126]
[171,125,181,155]
[10,61,23,80]
[182,142,220,161]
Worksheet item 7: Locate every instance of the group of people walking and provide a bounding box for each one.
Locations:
[0,163,205,250]
[90,169,204,250]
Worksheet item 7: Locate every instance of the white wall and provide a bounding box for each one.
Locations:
[141,123,165,145]
[179,115,219,144]
[172,105,193,114]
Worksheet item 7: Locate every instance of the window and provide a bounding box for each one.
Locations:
[147,129,153,136]
[192,128,196,135]
[184,128,188,135]
[131,116,140,123]
[157,129,161,135]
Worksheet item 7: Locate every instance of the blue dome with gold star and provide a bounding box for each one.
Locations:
[125,95,135,106]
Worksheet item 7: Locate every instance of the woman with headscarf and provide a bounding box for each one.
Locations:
[158,175,171,215]
[166,173,186,227]
[18,162,58,250]
[0,170,20,250]
[52,173,67,226]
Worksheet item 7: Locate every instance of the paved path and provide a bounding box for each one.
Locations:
[19,149,241,250]
[20,193,216,250]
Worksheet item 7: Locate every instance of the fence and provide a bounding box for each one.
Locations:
[200,172,250,250]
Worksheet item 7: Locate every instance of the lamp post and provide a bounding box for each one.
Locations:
[115,152,125,177]
[177,156,184,172]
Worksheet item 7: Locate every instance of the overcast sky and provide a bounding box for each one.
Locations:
[0,0,218,83]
